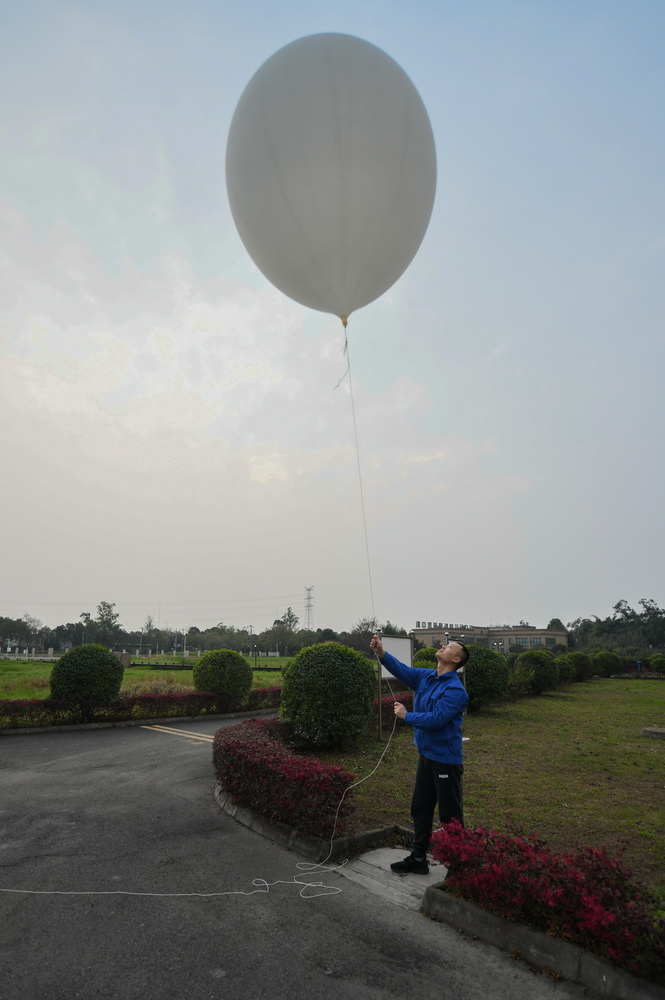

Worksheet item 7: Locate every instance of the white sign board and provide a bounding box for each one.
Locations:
[380,635,413,679]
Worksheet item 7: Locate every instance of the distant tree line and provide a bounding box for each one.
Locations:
[1,598,663,659]
[566,599,665,656]
[0,605,407,657]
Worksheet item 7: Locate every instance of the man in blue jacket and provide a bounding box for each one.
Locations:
[370,633,469,875]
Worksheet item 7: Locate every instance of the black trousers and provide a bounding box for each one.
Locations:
[410,754,464,856]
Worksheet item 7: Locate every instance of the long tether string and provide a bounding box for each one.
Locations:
[335,327,376,621]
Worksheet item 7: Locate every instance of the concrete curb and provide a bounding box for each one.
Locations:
[0,708,278,737]
[421,883,665,1000]
[214,781,411,863]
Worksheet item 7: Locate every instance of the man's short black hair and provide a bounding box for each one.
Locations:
[455,643,469,668]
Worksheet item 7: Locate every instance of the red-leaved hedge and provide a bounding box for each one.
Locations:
[0,686,282,729]
[372,691,413,728]
[0,698,81,729]
[247,686,282,710]
[212,717,356,839]
[431,822,665,982]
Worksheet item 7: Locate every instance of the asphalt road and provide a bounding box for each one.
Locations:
[0,717,592,1000]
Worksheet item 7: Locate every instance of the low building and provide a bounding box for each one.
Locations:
[410,620,568,653]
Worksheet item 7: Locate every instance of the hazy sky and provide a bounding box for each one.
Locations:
[1,1,663,635]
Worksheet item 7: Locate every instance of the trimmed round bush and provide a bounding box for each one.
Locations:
[555,655,576,682]
[515,650,559,695]
[193,649,252,710]
[507,658,535,699]
[650,654,665,675]
[414,646,438,666]
[465,646,508,711]
[280,642,375,748]
[50,644,124,721]
[567,651,593,682]
[592,650,623,677]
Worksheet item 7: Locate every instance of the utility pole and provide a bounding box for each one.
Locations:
[304,586,314,631]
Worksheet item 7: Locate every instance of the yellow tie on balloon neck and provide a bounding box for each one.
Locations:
[340,314,348,328]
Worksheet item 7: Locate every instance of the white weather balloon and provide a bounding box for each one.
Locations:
[226,33,437,323]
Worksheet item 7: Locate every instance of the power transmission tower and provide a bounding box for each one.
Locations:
[304,586,314,631]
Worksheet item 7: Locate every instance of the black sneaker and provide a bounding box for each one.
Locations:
[390,853,429,875]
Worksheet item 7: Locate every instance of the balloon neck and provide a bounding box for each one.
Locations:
[341,314,348,328]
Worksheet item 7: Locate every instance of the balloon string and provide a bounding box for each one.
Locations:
[331,326,350,389]
[345,332,376,622]
[331,362,350,391]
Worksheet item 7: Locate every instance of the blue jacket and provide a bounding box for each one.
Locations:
[380,651,468,765]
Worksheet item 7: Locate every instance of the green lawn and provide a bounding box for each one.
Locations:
[0,660,54,699]
[0,658,285,699]
[130,654,291,669]
[315,679,665,897]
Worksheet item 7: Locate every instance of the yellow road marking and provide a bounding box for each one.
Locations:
[141,724,214,742]
[143,724,214,740]
[146,723,214,739]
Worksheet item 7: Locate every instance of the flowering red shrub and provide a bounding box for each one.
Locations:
[213,718,356,839]
[431,822,665,982]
